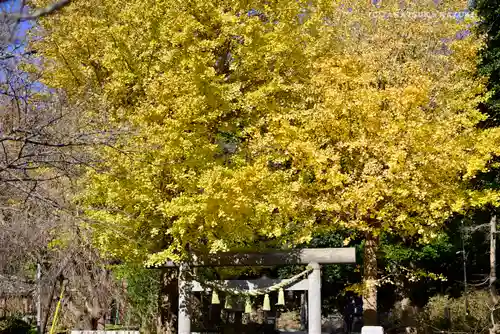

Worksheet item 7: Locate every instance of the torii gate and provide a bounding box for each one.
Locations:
[165,247,356,334]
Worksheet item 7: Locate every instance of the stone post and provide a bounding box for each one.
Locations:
[308,262,321,334]
[178,262,191,334]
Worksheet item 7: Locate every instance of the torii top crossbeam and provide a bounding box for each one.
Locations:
[162,247,356,267]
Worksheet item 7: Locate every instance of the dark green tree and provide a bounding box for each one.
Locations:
[475,0,500,127]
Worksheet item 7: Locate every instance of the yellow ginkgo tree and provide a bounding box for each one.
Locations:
[32,0,500,326]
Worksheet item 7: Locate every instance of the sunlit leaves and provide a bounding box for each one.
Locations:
[32,0,500,265]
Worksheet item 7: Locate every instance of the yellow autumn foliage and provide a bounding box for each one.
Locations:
[31,0,500,265]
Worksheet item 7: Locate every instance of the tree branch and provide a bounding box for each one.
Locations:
[4,0,71,21]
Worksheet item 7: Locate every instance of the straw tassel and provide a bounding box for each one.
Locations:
[263,293,271,311]
[245,296,253,314]
[277,288,285,306]
[224,295,233,309]
[211,290,220,304]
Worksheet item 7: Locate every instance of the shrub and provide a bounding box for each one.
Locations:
[419,290,491,334]
[0,316,33,334]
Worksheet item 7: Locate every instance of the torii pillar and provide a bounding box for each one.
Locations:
[308,262,322,334]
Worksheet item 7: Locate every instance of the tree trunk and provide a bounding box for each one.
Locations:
[90,317,98,330]
[90,315,106,330]
[491,214,497,304]
[363,231,379,326]
[490,214,498,334]
[121,279,127,325]
[400,297,417,334]
[36,263,42,334]
[157,268,179,334]
[41,276,61,334]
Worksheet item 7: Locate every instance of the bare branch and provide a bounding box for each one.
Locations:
[466,223,490,233]
[5,0,71,21]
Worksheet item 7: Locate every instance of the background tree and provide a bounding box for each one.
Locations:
[475,0,500,127]
[0,2,123,331]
